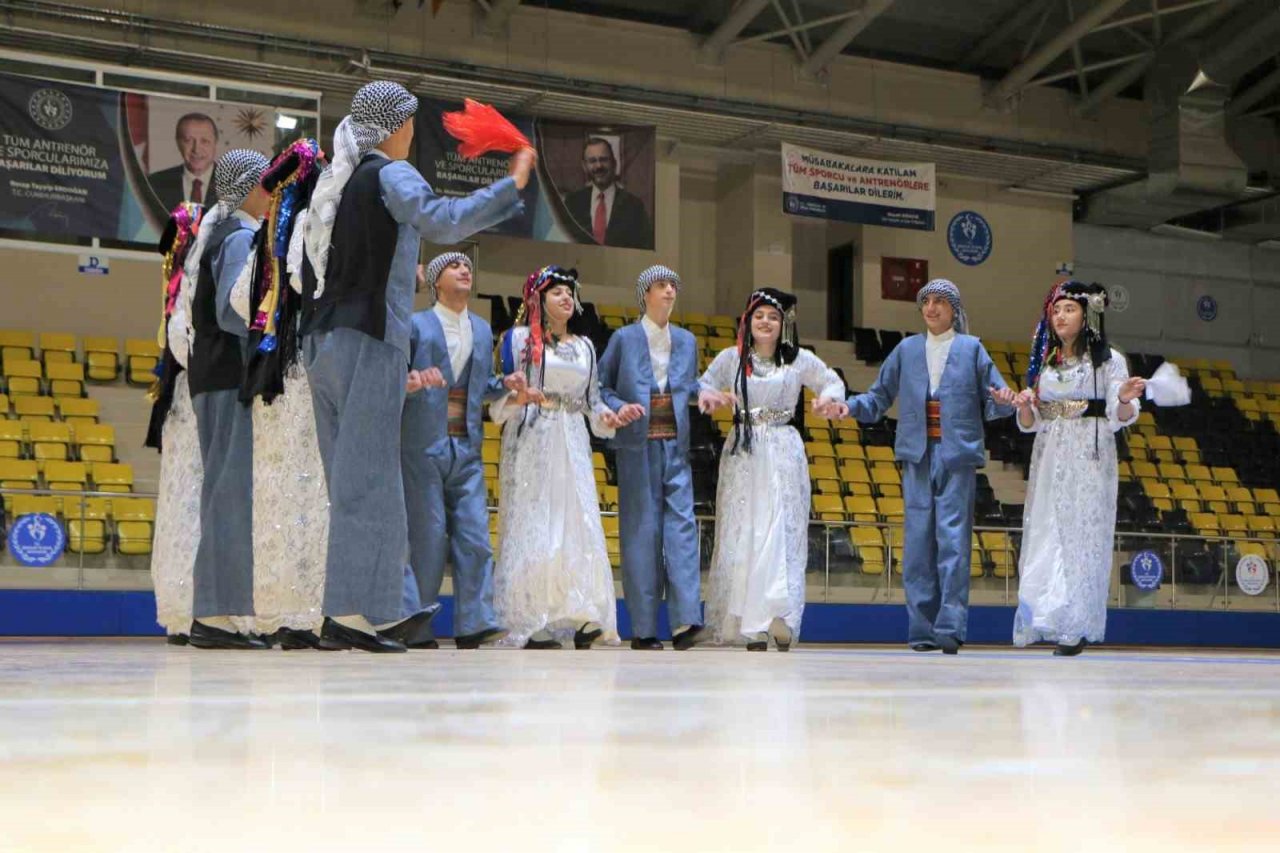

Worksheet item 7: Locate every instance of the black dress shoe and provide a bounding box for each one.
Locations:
[910,642,940,652]
[380,606,442,648]
[574,624,604,649]
[1054,639,1087,657]
[746,641,767,652]
[455,627,509,650]
[166,634,189,647]
[630,637,664,651]
[672,625,705,651]
[188,621,269,650]
[274,628,322,650]
[318,618,406,653]
[524,637,563,650]
[938,636,960,655]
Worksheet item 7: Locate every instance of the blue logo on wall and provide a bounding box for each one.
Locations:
[7,513,66,567]
[947,211,992,266]
[1130,550,1163,591]
[1196,295,1217,322]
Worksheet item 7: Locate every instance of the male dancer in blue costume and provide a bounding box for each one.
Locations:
[599,266,718,650]
[301,81,535,652]
[399,252,527,649]
[837,279,1015,654]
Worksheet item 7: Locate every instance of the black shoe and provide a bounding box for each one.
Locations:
[166,633,189,647]
[746,641,767,652]
[455,627,509,650]
[630,637,664,651]
[574,624,604,650]
[938,636,960,655]
[672,624,705,651]
[524,637,563,650]
[274,628,322,650]
[768,621,794,653]
[188,620,269,650]
[1054,639,1087,657]
[380,605,442,648]
[318,618,406,653]
[910,642,940,652]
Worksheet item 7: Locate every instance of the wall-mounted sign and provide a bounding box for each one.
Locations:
[947,210,992,266]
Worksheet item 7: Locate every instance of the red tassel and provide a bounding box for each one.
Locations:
[442,98,531,160]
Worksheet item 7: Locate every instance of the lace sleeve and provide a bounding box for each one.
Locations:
[583,338,616,439]
[1104,348,1139,432]
[795,348,845,400]
[699,347,738,393]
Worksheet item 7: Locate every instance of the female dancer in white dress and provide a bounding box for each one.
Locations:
[1012,280,1145,656]
[491,266,623,650]
[698,288,847,651]
[229,140,329,648]
[148,203,204,643]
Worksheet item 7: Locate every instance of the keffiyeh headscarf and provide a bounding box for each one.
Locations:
[304,81,419,298]
[181,148,270,304]
[424,251,472,298]
[916,278,968,335]
[635,264,681,310]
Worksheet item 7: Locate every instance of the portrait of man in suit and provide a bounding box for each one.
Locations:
[147,113,220,210]
[563,136,653,250]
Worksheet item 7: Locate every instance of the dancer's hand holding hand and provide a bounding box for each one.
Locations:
[509,147,537,190]
[406,371,425,394]
[1013,389,1036,412]
[513,387,545,406]
[616,403,646,425]
[989,385,1016,406]
[600,410,623,430]
[419,367,447,389]
[502,372,528,393]
[811,396,849,419]
[1118,377,1146,404]
[698,389,733,414]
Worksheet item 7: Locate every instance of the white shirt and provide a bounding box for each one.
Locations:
[182,167,214,204]
[591,184,616,228]
[641,314,671,393]
[926,329,956,395]
[433,301,472,382]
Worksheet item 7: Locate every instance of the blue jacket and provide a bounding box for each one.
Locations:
[846,334,1013,470]
[598,321,699,453]
[403,309,505,454]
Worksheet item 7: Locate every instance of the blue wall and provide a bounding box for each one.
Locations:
[2,590,1278,648]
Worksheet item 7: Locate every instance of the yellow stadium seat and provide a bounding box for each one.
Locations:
[0,420,23,459]
[28,421,71,462]
[39,333,77,365]
[1184,463,1211,482]
[834,443,865,461]
[1157,462,1186,481]
[74,423,115,463]
[844,495,879,522]
[83,335,120,382]
[805,441,836,461]
[45,460,88,492]
[45,362,84,397]
[9,494,60,518]
[839,461,870,484]
[1131,460,1158,479]
[850,526,886,574]
[124,339,161,386]
[4,359,42,396]
[481,442,501,465]
[1247,515,1276,534]
[1220,514,1248,533]
[1254,488,1280,504]
[1117,461,1131,479]
[1211,466,1239,484]
[57,397,100,425]
[92,462,133,493]
[812,494,845,520]
[810,461,838,481]
[877,497,904,520]
[14,397,55,422]
[0,330,36,360]
[1178,498,1202,514]
[1170,481,1198,501]
[814,478,841,495]
[0,391,7,417]
[1143,480,1171,500]
[1147,434,1172,451]
[598,484,618,510]
[0,458,38,490]
[1190,512,1219,533]
[866,445,895,463]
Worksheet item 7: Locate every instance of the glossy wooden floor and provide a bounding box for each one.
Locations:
[0,639,1277,851]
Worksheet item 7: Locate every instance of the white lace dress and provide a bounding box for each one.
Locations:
[699,348,845,643]
[150,370,202,635]
[490,328,619,647]
[1013,348,1138,647]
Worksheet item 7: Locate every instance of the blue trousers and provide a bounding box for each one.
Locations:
[901,441,977,645]
[615,439,702,638]
[304,328,407,624]
[402,438,498,637]
[191,388,254,618]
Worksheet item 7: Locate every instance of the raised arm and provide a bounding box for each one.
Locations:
[380,161,524,246]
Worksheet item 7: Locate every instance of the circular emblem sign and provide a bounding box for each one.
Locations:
[1196,295,1217,322]
[1108,284,1130,313]
[1130,550,1163,591]
[947,211,993,266]
[7,513,66,567]
[1235,554,1270,596]
[28,88,73,131]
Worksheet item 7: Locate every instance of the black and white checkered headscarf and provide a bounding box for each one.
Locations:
[177,149,269,351]
[916,278,968,335]
[425,251,472,297]
[305,81,419,297]
[635,264,680,309]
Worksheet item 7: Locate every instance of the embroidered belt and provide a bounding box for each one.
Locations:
[1040,398,1107,421]
[647,394,676,440]
[537,392,588,414]
[447,388,469,437]
[734,407,794,427]
[926,400,942,440]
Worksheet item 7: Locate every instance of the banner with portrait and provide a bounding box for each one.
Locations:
[0,71,283,244]
[415,97,656,250]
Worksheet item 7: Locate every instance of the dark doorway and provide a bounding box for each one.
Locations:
[827,242,855,342]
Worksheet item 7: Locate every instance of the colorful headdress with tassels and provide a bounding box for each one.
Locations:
[1026,278,1110,389]
[145,202,203,450]
[240,138,325,405]
[503,265,583,376]
[731,287,799,454]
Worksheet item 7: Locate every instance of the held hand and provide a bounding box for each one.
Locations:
[1013,388,1037,412]
[406,370,425,394]
[509,146,537,190]
[600,411,623,430]
[1118,377,1146,404]
[415,264,427,293]
[698,389,732,414]
[513,387,546,407]
[502,372,528,393]
[616,403,646,425]
[989,385,1016,407]
[420,367,447,389]
[811,396,849,420]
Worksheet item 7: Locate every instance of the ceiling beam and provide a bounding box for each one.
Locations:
[1230,66,1280,116]
[767,0,809,61]
[697,0,772,63]
[483,0,521,33]
[986,0,1130,108]
[799,0,896,77]
[958,0,1055,70]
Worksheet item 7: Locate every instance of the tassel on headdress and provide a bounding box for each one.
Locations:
[442,98,531,159]
[499,265,585,436]
[145,202,204,450]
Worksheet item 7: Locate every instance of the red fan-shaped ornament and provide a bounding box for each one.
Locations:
[442,98,531,159]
